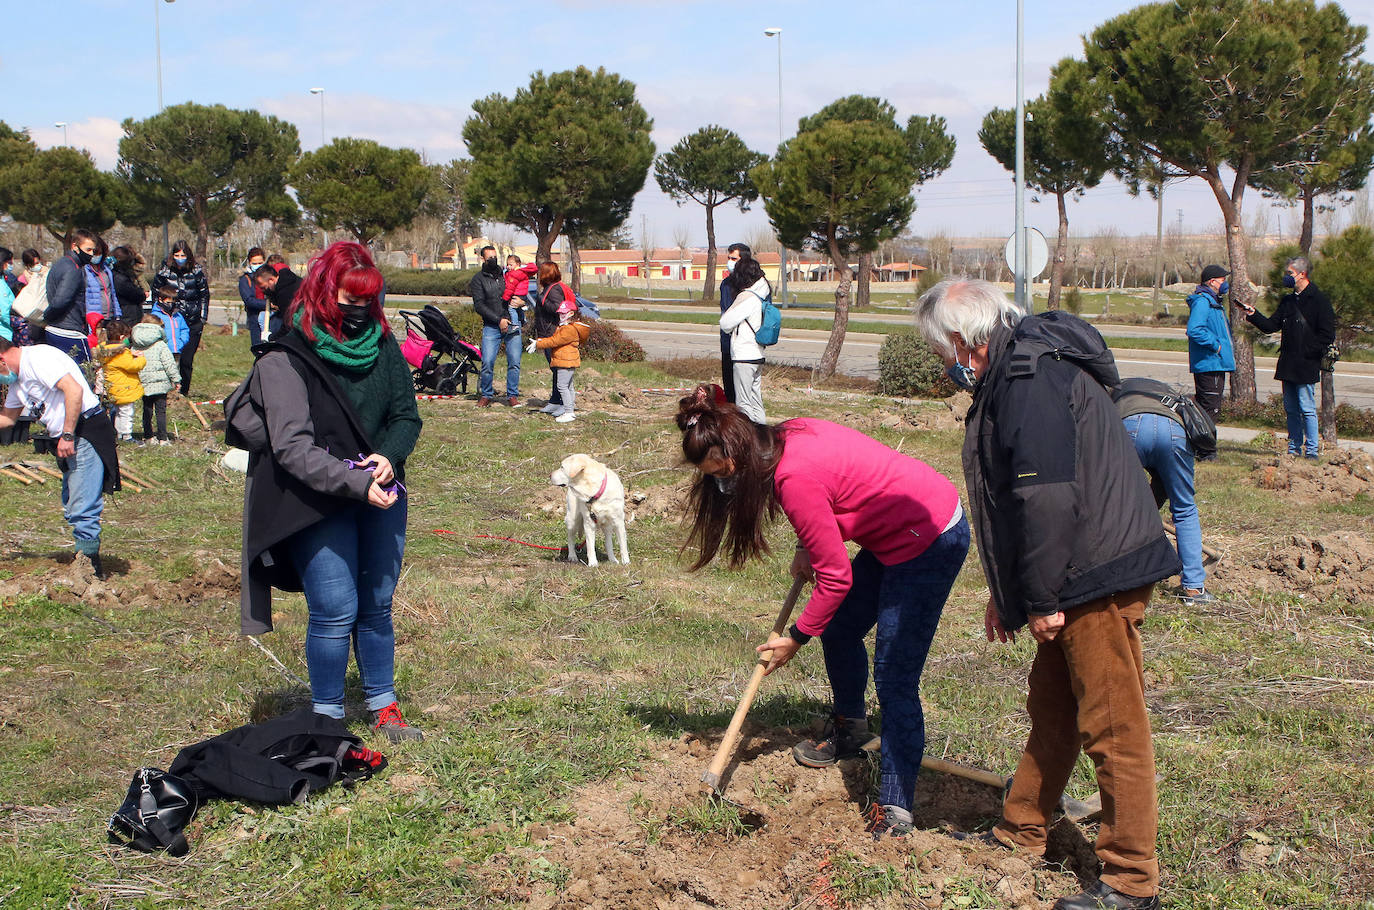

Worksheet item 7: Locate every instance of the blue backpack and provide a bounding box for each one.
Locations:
[754,298,781,347]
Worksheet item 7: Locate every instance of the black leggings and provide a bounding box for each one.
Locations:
[142,394,168,440]
[179,323,203,395]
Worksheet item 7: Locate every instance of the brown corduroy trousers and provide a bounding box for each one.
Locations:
[994,584,1160,898]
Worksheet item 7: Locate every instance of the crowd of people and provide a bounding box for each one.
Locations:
[2,225,1346,908]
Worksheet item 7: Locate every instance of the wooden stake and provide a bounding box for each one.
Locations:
[9,464,45,484]
[22,462,65,481]
[186,399,211,430]
[119,466,157,489]
[0,467,33,485]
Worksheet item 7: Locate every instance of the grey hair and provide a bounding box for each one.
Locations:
[915,278,1024,359]
[1287,256,1311,276]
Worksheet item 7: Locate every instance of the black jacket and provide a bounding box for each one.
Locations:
[43,251,88,334]
[1245,282,1336,384]
[237,330,378,634]
[267,267,302,315]
[150,262,210,327]
[533,282,566,339]
[111,267,146,325]
[963,311,1181,632]
[470,267,506,328]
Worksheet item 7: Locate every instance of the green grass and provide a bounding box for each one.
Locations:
[0,335,1371,907]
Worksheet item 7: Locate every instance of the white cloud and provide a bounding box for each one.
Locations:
[28,118,125,170]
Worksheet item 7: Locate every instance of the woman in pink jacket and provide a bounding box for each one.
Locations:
[676,385,968,838]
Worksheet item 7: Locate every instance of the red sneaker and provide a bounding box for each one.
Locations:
[370,702,424,743]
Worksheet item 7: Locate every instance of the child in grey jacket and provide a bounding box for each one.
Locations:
[131,316,179,444]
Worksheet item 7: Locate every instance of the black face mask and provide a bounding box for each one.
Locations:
[74,249,93,267]
[338,303,372,336]
[482,258,502,276]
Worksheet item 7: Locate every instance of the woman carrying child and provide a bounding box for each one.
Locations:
[528,293,590,423]
[95,320,146,442]
[674,386,969,838]
[132,315,179,445]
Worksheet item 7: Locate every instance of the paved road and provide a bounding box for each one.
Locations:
[615,319,1374,410]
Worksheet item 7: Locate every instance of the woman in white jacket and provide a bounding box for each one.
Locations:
[719,258,770,423]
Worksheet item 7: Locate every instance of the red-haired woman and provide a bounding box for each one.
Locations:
[238,241,424,742]
[532,261,573,414]
[675,386,968,837]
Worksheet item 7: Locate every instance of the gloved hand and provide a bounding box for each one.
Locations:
[526,340,538,354]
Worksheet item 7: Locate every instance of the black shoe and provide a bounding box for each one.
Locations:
[1054,881,1160,910]
[866,804,913,839]
[90,552,104,580]
[792,715,877,768]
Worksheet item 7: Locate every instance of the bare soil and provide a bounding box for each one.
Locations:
[496,724,1095,909]
[0,548,240,608]
[1251,448,1374,502]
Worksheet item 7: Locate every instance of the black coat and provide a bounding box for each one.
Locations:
[111,267,146,325]
[1246,283,1337,385]
[150,262,210,327]
[470,268,506,327]
[963,312,1182,632]
[533,282,566,338]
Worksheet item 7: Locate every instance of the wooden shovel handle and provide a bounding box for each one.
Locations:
[22,463,65,480]
[119,466,157,489]
[701,575,807,793]
[186,399,211,430]
[9,464,45,484]
[1162,520,1222,562]
[0,467,32,485]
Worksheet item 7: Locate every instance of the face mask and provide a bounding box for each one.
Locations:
[713,475,737,495]
[946,351,977,391]
[338,303,371,336]
[726,259,737,273]
[245,262,262,274]
[104,257,116,267]
[0,369,15,385]
[1217,281,1230,296]
[1282,273,1297,288]
[75,249,93,267]
[173,257,188,268]
[482,258,501,275]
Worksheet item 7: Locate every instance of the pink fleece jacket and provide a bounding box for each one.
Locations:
[773,418,961,637]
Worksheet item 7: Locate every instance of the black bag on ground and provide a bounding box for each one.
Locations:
[1114,377,1218,460]
[107,767,200,857]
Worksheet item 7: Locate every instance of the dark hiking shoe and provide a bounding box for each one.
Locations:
[477,397,493,407]
[1054,881,1160,910]
[1181,588,1216,606]
[370,702,424,743]
[866,803,913,840]
[506,396,520,407]
[792,715,877,768]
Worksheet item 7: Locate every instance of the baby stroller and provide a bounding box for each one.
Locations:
[398,305,483,395]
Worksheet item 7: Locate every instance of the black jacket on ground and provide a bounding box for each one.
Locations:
[1245,282,1336,385]
[963,311,1181,632]
[168,707,361,805]
[470,267,506,328]
[150,262,210,327]
[43,251,88,334]
[112,267,146,325]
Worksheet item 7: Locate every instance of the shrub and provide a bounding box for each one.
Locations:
[581,319,646,363]
[1220,393,1287,428]
[1064,286,1082,315]
[1335,402,1374,438]
[877,331,952,398]
[915,270,943,295]
[381,268,479,297]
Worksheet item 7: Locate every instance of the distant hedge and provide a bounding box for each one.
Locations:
[381,268,478,297]
[877,331,952,398]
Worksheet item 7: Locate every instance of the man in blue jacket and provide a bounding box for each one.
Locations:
[1185,264,1234,426]
[43,230,100,364]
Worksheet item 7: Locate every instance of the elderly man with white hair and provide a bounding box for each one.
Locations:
[915,279,1180,910]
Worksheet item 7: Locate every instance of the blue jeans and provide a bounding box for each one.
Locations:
[479,324,521,399]
[246,310,264,346]
[288,498,408,718]
[820,516,970,811]
[59,436,104,555]
[1281,381,1319,456]
[1124,413,1204,591]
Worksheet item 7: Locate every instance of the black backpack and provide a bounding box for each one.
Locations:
[1114,377,1218,460]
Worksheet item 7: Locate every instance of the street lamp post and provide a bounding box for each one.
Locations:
[54,122,68,146]
[310,88,326,147]
[1013,0,1029,313]
[156,0,176,263]
[764,27,788,307]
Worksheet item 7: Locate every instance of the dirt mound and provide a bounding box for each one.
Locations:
[1253,533,1374,602]
[1252,448,1374,501]
[0,550,240,608]
[627,479,692,521]
[494,726,1091,909]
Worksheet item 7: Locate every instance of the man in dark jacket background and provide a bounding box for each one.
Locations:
[43,229,99,363]
[470,245,519,407]
[1235,256,1336,458]
[916,279,1180,910]
[255,257,303,341]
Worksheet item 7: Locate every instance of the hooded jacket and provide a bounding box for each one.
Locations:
[43,251,88,335]
[150,260,210,327]
[534,320,592,368]
[96,343,146,405]
[1245,282,1337,385]
[131,322,180,396]
[720,276,770,362]
[502,263,538,301]
[962,310,1181,632]
[112,266,146,324]
[1185,285,1235,374]
[84,263,119,319]
[152,306,190,355]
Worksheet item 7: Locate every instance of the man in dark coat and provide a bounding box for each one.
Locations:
[1235,256,1337,458]
[255,259,303,341]
[470,245,519,407]
[916,278,1180,910]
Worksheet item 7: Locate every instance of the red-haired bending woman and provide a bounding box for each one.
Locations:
[238,241,425,742]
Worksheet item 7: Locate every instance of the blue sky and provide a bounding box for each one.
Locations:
[6,0,1374,249]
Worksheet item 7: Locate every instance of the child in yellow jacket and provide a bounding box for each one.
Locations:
[528,297,591,424]
[96,320,146,442]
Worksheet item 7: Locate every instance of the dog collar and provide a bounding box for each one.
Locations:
[588,473,608,504]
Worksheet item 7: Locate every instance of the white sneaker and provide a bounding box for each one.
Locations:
[555,411,576,423]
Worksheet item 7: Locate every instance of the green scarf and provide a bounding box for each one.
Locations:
[292,309,383,372]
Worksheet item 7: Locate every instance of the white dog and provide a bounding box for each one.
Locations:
[550,454,629,567]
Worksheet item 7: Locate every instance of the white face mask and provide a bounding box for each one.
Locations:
[726,259,737,273]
